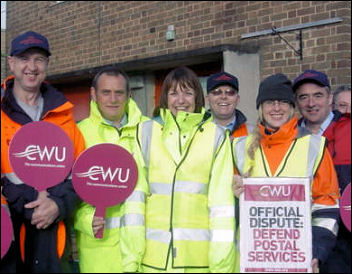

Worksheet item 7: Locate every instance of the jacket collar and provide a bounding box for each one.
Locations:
[160,108,209,130]
[89,98,143,128]
[259,116,298,146]
[232,109,247,131]
[1,76,69,125]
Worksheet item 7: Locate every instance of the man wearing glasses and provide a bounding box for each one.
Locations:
[206,72,251,138]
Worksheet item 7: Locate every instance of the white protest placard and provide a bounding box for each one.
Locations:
[240,177,312,273]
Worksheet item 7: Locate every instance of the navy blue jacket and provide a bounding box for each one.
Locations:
[1,78,79,273]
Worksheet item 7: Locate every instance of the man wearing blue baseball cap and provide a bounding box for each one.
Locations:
[206,71,251,138]
[1,31,85,273]
[293,70,351,273]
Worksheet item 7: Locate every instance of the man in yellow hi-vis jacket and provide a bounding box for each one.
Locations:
[74,67,148,273]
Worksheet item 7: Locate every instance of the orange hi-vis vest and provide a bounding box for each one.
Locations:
[1,76,85,262]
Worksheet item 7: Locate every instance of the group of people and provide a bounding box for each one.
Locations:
[1,31,350,273]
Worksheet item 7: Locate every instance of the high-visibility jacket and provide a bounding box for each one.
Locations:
[138,108,236,273]
[1,76,85,273]
[232,117,340,264]
[74,99,149,273]
[209,109,251,138]
[230,109,252,138]
[317,111,351,273]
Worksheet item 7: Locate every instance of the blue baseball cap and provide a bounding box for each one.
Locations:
[207,72,239,94]
[10,31,51,56]
[292,69,330,91]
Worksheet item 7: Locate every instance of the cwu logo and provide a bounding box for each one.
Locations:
[13,145,66,162]
[259,185,291,197]
[76,166,130,183]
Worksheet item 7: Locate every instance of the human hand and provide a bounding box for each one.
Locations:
[232,175,244,198]
[24,191,60,229]
[92,216,105,236]
[311,258,319,273]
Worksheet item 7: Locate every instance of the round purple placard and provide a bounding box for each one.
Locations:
[1,205,13,259]
[340,183,351,232]
[72,143,138,214]
[9,121,74,191]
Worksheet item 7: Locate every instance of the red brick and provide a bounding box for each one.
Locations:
[2,0,349,90]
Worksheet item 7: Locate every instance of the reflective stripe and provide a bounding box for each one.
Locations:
[146,227,234,244]
[105,217,120,229]
[146,228,171,244]
[213,126,225,155]
[149,182,172,195]
[174,181,207,195]
[312,217,339,236]
[1,203,10,214]
[121,213,145,227]
[173,228,209,241]
[209,205,234,218]
[4,172,24,185]
[105,214,145,229]
[211,229,235,242]
[307,135,322,177]
[150,181,208,195]
[67,172,72,180]
[311,202,339,213]
[140,120,154,168]
[126,190,145,203]
[234,137,247,174]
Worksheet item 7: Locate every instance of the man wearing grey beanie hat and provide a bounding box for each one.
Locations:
[232,73,339,273]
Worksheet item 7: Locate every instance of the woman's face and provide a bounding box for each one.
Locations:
[262,100,292,130]
[167,83,196,116]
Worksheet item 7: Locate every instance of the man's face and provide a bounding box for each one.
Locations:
[335,91,351,114]
[207,84,239,122]
[91,74,129,123]
[295,82,332,126]
[8,49,48,93]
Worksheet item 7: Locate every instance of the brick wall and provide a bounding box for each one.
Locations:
[5,1,351,89]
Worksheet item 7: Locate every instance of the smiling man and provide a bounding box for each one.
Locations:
[206,72,251,138]
[74,67,148,273]
[293,70,351,273]
[1,30,85,273]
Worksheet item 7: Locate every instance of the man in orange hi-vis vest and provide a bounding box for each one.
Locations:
[1,30,85,273]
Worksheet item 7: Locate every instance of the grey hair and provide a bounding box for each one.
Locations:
[333,85,351,106]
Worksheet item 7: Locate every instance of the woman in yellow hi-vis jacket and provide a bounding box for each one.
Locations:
[232,74,340,272]
[137,67,237,273]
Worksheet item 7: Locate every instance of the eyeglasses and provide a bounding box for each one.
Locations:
[263,100,291,107]
[210,88,237,97]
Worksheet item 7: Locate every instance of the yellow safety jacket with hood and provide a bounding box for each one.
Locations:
[138,108,236,273]
[74,98,149,273]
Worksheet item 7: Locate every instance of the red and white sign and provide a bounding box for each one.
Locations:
[9,121,74,191]
[340,183,351,232]
[240,177,312,273]
[1,205,13,259]
[72,143,138,238]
